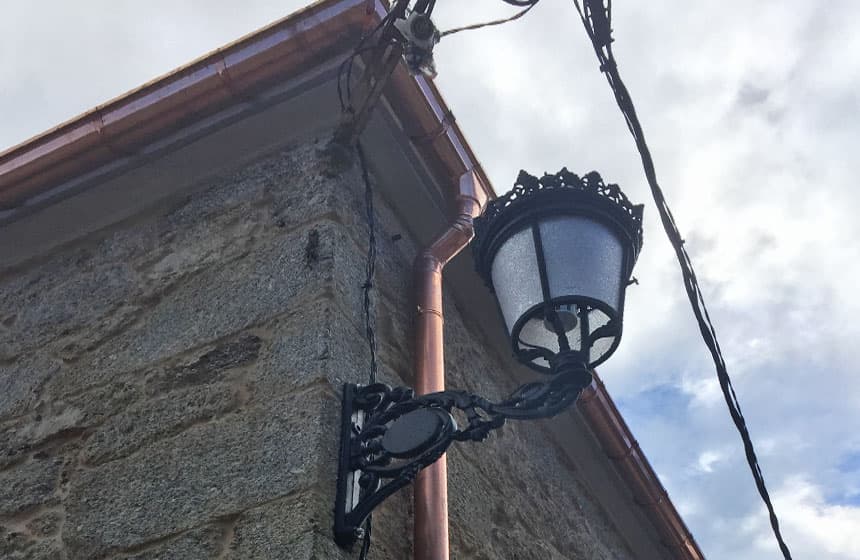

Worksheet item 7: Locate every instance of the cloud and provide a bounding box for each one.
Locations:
[694,449,728,474]
[0,0,311,149]
[745,476,860,559]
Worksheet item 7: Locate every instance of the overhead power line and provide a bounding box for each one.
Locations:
[569,0,793,558]
[441,1,540,37]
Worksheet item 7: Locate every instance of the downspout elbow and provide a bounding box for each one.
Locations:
[418,170,487,270]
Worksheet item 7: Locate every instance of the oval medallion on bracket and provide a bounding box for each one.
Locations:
[381,408,457,459]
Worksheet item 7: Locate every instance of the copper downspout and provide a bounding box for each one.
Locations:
[413,170,487,560]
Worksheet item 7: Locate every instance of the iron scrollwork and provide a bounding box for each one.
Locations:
[475,168,644,240]
[334,352,593,547]
[472,169,644,293]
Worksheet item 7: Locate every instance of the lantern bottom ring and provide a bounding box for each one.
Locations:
[511,295,623,374]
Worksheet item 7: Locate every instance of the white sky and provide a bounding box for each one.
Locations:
[3,1,860,558]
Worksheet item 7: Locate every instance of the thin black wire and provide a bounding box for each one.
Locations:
[337,13,396,114]
[337,45,378,113]
[569,1,793,558]
[336,6,415,559]
[337,0,414,114]
[341,29,386,560]
[355,141,378,560]
[338,6,412,558]
[441,2,539,37]
[356,141,379,384]
[358,516,372,560]
[357,138,379,560]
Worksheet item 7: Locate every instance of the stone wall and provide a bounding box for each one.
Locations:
[0,142,640,559]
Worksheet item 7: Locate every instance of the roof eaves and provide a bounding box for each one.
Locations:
[0,0,371,210]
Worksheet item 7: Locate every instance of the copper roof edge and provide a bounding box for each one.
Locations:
[0,0,374,209]
[579,373,706,559]
[0,0,702,557]
[0,0,346,161]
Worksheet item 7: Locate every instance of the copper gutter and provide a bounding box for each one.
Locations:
[413,170,487,560]
[578,373,705,559]
[0,0,372,211]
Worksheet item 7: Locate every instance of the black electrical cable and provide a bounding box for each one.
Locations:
[356,141,380,384]
[358,517,372,560]
[336,0,411,115]
[337,5,413,558]
[337,13,396,113]
[356,140,378,560]
[441,1,539,37]
[569,1,793,558]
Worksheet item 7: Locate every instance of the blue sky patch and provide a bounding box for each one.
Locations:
[617,383,690,418]
[837,450,860,473]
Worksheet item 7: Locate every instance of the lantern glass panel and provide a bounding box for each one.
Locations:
[518,307,584,368]
[585,307,617,364]
[538,215,625,314]
[490,226,543,335]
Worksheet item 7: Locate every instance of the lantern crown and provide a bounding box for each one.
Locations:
[473,168,644,289]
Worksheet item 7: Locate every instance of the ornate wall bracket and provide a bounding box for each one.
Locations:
[333,352,592,547]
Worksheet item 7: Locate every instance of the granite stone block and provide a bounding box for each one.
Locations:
[144,334,262,395]
[116,524,225,560]
[0,455,60,516]
[44,221,339,399]
[25,511,63,538]
[63,384,338,558]
[81,382,241,465]
[0,527,63,560]
[0,356,61,421]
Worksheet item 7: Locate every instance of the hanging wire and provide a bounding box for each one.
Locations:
[336,0,413,116]
[334,5,420,558]
[356,141,380,385]
[441,1,539,37]
[335,5,416,557]
[337,13,397,114]
[358,516,372,560]
[354,140,379,560]
[569,1,792,557]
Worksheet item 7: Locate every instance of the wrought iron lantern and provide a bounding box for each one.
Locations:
[334,169,643,547]
[472,168,644,374]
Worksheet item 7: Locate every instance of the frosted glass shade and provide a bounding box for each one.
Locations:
[489,217,627,371]
[491,227,542,334]
[539,216,624,311]
[472,169,643,374]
